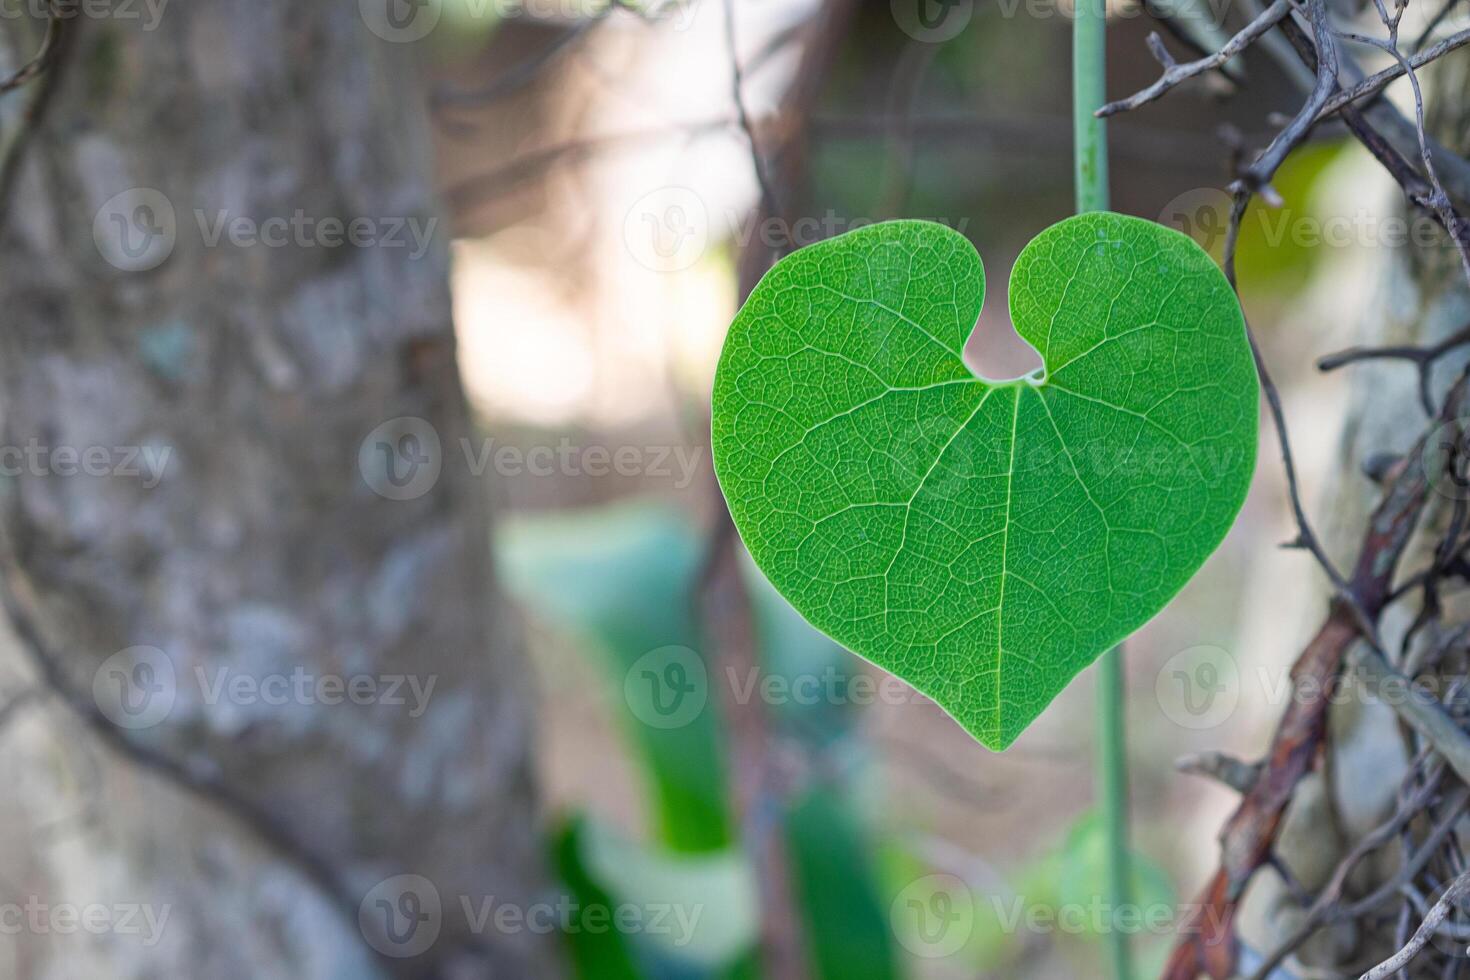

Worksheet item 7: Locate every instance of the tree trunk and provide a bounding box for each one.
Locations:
[0,4,553,978]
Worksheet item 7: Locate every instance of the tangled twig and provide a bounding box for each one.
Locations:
[0,0,61,96]
[1104,0,1470,973]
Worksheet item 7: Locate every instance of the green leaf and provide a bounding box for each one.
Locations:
[497,504,733,851]
[711,212,1258,749]
[550,815,643,980]
[577,816,759,969]
[784,788,900,980]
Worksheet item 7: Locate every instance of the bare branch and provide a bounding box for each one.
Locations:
[1359,868,1470,979]
[1095,0,1291,118]
[0,0,60,96]
[1316,27,1470,123]
[1177,751,1261,792]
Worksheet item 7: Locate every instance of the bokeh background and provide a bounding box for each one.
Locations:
[0,0,1459,977]
[426,1,1429,977]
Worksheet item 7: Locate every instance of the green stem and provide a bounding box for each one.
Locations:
[1096,647,1132,980]
[1074,3,1131,978]
[1073,0,1109,214]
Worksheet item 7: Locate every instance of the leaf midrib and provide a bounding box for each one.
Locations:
[993,384,1021,738]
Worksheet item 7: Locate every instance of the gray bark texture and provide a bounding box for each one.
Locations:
[0,3,554,978]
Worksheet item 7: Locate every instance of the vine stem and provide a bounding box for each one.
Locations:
[1074,1,1133,978]
[1096,647,1133,979]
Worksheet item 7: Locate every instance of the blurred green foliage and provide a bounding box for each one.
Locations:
[500,502,899,978]
[499,499,1185,978]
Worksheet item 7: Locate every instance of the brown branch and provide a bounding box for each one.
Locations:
[1162,373,1470,980]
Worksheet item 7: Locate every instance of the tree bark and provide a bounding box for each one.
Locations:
[0,3,553,978]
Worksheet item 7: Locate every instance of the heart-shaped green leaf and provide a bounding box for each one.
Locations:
[712,212,1258,749]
